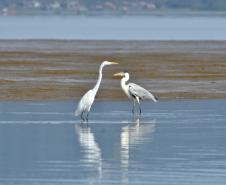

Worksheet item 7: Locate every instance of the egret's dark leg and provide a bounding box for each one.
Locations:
[132,100,136,114]
[138,104,142,115]
[86,113,89,122]
[136,97,141,115]
[81,112,85,122]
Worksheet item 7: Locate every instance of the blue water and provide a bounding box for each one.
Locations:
[0,16,226,40]
[0,100,226,184]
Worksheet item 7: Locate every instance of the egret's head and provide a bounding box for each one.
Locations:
[113,71,129,78]
[102,61,118,66]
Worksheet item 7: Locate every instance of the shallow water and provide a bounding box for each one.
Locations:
[1,16,226,40]
[0,100,226,184]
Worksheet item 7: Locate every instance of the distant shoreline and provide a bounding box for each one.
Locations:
[1,10,226,17]
[0,40,226,101]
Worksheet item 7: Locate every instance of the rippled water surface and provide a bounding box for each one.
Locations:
[0,100,226,184]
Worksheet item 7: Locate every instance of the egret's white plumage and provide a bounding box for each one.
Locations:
[75,61,118,121]
[114,72,157,114]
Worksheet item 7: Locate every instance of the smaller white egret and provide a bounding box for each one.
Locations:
[75,61,118,121]
[114,71,158,115]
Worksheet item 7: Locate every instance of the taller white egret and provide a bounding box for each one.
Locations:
[114,71,158,115]
[75,61,118,121]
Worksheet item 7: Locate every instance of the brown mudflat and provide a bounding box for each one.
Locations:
[0,40,226,101]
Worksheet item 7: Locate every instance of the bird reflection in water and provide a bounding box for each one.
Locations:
[120,117,156,168]
[74,124,102,179]
[74,118,156,184]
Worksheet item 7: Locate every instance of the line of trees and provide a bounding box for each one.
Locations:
[1,0,226,11]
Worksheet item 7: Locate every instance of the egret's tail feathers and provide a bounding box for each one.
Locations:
[148,93,158,102]
[153,96,158,102]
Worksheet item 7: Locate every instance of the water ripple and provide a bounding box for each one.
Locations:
[0,100,226,184]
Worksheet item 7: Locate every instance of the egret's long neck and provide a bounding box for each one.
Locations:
[121,74,130,94]
[93,64,104,94]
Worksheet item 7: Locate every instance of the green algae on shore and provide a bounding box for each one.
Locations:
[1,40,226,101]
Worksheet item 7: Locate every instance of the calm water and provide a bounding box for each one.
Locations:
[1,16,226,40]
[0,100,226,184]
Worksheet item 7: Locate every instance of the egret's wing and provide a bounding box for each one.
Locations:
[128,83,158,102]
[75,90,95,116]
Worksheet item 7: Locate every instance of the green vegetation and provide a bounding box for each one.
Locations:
[153,0,226,10]
[1,40,226,100]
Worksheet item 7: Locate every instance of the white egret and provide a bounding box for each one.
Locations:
[114,71,158,114]
[75,61,118,121]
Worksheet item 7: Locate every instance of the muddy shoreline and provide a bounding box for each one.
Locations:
[0,40,226,101]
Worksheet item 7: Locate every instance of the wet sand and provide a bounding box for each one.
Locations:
[0,40,226,100]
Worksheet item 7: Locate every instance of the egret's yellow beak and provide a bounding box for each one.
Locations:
[110,61,118,65]
[113,72,124,77]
